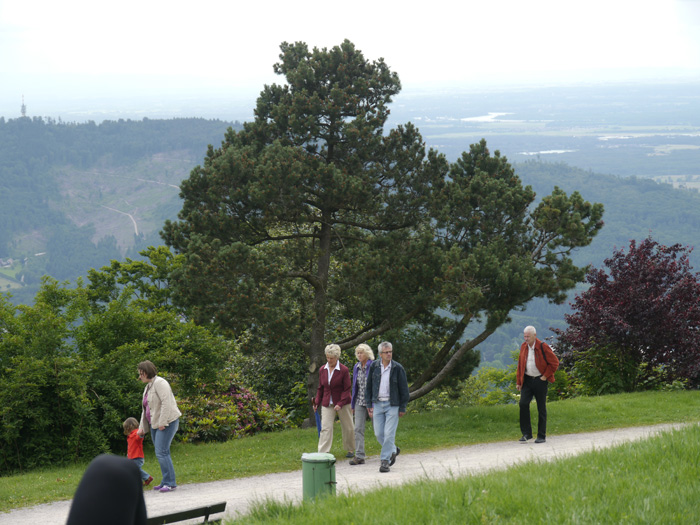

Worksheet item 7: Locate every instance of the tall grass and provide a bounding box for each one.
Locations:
[1,390,698,513]
[235,424,700,524]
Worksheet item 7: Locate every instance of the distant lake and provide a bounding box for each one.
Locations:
[520,150,577,155]
[461,112,513,122]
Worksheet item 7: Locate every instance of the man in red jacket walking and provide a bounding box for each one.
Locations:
[516,326,559,443]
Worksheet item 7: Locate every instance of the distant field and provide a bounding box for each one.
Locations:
[0,266,22,290]
[652,174,700,190]
[391,82,700,178]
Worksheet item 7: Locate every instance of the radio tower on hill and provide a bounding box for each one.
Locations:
[21,95,27,117]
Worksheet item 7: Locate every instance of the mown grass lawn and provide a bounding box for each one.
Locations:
[233,423,700,524]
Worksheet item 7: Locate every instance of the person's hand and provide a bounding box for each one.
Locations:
[334,404,341,412]
[540,375,547,381]
[158,426,165,431]
[368,408,373,418]
[351,408,355,415]
[399,411,406,417]
[313,404,317,412]
[517,384,522,391]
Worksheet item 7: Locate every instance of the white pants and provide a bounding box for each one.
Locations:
[318,404,355,454]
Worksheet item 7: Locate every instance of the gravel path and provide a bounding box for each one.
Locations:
[0,423,686,524]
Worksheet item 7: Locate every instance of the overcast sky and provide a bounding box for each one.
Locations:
[1,0,699,119]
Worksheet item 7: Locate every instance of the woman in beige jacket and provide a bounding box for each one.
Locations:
[138,360,182,493]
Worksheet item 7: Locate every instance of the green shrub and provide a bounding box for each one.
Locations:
[569,344,689,395]
[549,368,576,400]
[569,343,638,395]
[178,374,290,443]
[0,279,272,474]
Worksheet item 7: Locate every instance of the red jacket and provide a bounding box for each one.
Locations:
[314,363,352,408]
[516,338,559,387]
[126,429,144,460]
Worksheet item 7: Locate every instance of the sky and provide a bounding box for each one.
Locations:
[1,0,699,120]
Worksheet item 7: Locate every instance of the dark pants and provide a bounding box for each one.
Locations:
[519,375,548,439]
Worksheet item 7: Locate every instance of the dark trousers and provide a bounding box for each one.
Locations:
[519,375,548,439]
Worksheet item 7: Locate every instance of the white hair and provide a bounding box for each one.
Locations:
[324,344,341,358]
[355,343,375,360]
[524,326,537,335]
[378,341,392,353]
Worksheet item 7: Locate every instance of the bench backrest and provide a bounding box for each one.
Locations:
[146,501,227,524]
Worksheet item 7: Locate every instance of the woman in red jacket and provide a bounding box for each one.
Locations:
[313,344,354,456]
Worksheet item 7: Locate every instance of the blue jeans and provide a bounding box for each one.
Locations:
[372,401,399,461]
[131,457,151,482]
[151,419,179,487]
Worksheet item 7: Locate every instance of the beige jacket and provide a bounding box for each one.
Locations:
[139,376,182,433]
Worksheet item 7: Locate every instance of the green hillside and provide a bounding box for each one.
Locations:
[1,117,698,350]
[0,116,241,304]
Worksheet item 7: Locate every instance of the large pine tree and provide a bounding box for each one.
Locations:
[163,40,604,408]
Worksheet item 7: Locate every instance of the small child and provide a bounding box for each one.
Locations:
[123,417,153,486]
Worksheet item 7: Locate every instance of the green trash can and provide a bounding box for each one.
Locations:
[301,452,337,500]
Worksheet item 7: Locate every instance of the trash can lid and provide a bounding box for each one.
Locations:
[301,452,336,463]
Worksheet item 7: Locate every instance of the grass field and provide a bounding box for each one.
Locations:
[1,390,698,515]
[234,424,700,524]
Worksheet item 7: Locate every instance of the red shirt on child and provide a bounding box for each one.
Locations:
[127,429,144,459]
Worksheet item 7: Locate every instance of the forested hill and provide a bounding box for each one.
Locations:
[515,160,700,268]
[1,115,699,331]
[0,116,240,305]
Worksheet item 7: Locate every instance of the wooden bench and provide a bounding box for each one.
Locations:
[146,501,227,524]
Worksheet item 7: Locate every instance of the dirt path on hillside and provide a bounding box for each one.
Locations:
[0,423,687,524]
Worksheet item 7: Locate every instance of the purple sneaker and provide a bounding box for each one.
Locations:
[152,484,163,491]
[159,485,176,493]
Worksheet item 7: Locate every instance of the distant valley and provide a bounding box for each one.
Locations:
[1,80,699,362]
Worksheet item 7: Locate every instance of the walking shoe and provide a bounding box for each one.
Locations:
[389,446,401,466]
[346,451,355,458]
[349,457,365,465]
[143,476,153,486]
[534,437,546,444]
[519,435,533,442]
[379,460,390,473]
[152,484,163,491]
[159,485,176,493]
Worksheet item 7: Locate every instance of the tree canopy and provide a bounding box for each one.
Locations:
[162,40,604,406]
[555,238,700,392]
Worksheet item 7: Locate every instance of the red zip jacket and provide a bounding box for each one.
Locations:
[516,338,559,387]
[126,429,144,460]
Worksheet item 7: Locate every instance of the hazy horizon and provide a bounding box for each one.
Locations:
[2,68,699,124]
[2,0,699,122]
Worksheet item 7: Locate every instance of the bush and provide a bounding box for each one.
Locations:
[0,279,267,474]
[234,344,309,426]
[409,366,518,413]
[177,373,290,443]
[568,343,689,395]
[568,343,639,395]
[549,368,576,400]
[409,364,576,414]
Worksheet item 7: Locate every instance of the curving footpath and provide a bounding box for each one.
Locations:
[0,423,686,524]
